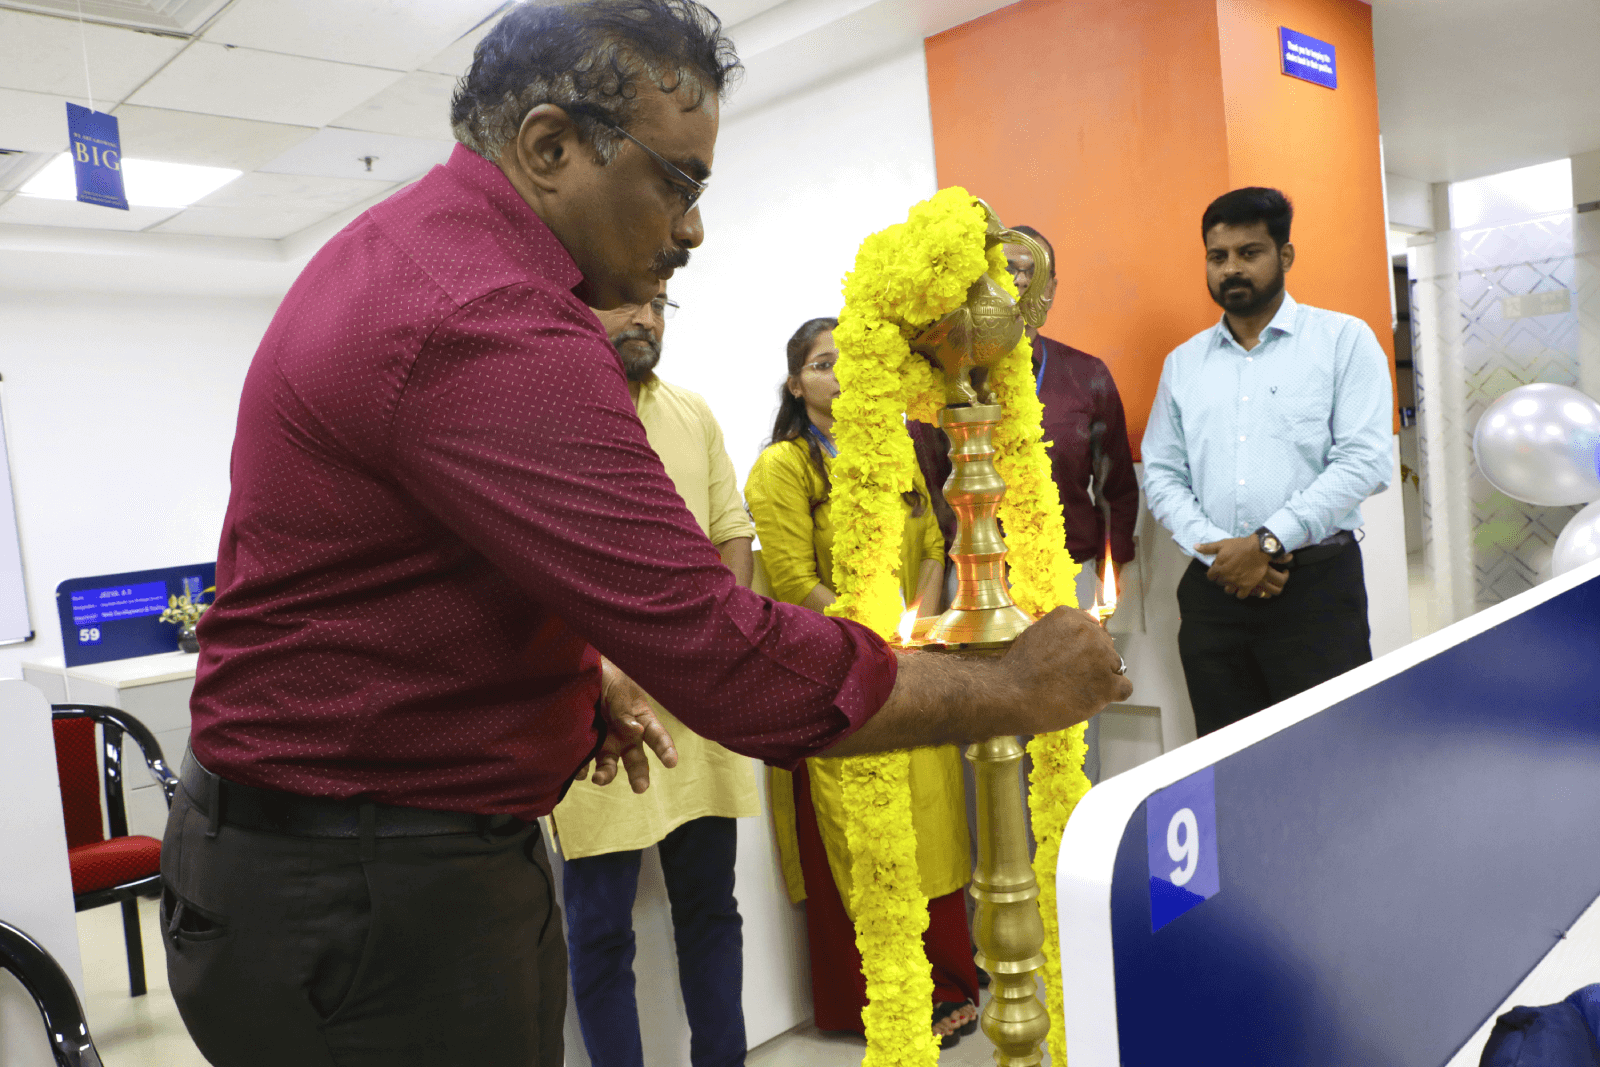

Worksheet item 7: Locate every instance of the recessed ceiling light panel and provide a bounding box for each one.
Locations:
[20,152,241,207]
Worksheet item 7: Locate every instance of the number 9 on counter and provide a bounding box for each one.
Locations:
[1145,766,1220,932]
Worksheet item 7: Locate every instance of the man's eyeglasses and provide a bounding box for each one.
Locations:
[650,297,680,320]
[569,105,707,214]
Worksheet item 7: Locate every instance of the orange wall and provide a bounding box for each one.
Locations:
[1216,0,1396,385]
[926,0,1396,455]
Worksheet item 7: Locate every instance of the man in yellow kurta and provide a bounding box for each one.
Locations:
[550,289,760,1067]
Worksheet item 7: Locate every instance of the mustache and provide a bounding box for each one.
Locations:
[651,245,691,275]
[1221,279,1252,291]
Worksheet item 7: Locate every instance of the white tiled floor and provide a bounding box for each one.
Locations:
[76,899,1032,1066]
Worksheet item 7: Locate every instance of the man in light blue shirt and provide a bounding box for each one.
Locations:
[1142,187,1392,736]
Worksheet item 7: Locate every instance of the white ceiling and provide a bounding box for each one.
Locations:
[1372,0,1600,183]
[0,0,508,245]
[1,0,1593,292]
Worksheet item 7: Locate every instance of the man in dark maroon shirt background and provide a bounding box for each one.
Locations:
[913,225,1138,786]
[1005,224,1138,783]
[161,3,1131,1065]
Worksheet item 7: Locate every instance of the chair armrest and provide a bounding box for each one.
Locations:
[0,919,103,1067]
[51,705,180,807]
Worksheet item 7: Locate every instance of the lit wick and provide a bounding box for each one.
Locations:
[1090,545,1117,627]
[896,597,938,648]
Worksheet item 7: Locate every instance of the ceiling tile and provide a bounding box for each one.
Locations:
[0,194,179,231]
[0,0,231,35]
[150,203,340,240]
[258,127,452,183]
[0,86,77,153]
[417,10,502,77]
[0,11,184,101]
[202,0,508,72]
[127,43,404,127]
[109,105,317,170]
[194,171,392,212]
[331,71,457,142]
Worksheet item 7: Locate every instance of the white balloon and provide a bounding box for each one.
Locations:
[1552,499,1600,578]
[1473,383,1600,506]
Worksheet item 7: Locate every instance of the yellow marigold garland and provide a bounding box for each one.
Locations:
[827,190,1091,1067]
[826,187,986,1067]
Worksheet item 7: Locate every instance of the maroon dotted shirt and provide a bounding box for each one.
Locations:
[190,145,896,818]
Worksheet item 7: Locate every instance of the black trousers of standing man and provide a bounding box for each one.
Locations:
[1177,541,1372,737]
[160,754,567,1067]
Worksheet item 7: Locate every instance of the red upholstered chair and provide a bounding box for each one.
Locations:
[50,704,179,998]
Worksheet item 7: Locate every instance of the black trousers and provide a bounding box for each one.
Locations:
[160,784,566,1067]
[1177,542,1372,737]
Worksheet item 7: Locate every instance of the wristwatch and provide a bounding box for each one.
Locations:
[1255,527,1288,561]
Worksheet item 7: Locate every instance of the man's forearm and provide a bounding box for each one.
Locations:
[817,606,1130,758]
[717,536,754,588]
[819,650,1020,757]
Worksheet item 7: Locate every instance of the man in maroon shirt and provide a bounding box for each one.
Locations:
[162,4,1130,1065]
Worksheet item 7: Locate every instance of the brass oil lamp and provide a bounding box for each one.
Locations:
[903,201,1055,1065]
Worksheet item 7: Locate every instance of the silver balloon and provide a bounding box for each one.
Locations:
[1473,383,1600,506]
[1552,499,1600,578]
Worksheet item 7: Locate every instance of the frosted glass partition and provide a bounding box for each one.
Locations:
[1409,208,1600,627]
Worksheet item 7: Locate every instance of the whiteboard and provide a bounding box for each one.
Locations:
[0,379,32,644]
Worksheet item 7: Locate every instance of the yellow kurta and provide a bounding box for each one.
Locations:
[549,377,760,859]
[745,437,968,915]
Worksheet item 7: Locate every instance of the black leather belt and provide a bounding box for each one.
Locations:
[180,751,522,840]
[1281,531,1356,569]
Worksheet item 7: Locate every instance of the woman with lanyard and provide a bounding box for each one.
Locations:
[745,317,979,1048]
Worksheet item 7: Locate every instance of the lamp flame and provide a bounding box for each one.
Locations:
[1092,542,1117,625]
[897,599,922,646]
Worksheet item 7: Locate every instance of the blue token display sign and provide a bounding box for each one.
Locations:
[57,564,214,666]
[65,102,128,211]
[1279,27,1337,90]
[1146,766,1220,931]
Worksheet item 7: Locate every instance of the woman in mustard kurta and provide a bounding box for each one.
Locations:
[745,317,980,1046]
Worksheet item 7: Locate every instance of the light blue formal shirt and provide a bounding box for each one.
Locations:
[1142,292,1393,562]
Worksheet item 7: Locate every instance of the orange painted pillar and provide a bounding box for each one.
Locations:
[926,0,1396,455]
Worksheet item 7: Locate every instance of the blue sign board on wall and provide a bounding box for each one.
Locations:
[1279,27,1337,90]
[57,564,214,666]
[65,102,128,211]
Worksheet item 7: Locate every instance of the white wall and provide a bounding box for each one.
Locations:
[0,292,274,678]
[662,45,941,487]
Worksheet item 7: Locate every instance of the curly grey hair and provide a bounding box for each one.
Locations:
[450,0,741,165]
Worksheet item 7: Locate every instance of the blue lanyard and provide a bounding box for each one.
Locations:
[1034,342,1048,396]
[808,424,837,458]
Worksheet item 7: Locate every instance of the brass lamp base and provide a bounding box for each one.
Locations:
[968,732,1051,1066]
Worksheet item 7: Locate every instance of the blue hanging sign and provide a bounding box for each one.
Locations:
[1146,766,1222,931]
[65,102,128,210]
[1279,27,1337,90]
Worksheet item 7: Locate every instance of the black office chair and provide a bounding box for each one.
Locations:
[48,704,178,997]
[0,919,103,1067]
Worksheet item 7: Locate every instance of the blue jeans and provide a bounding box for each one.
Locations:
[561,816,745,1067]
